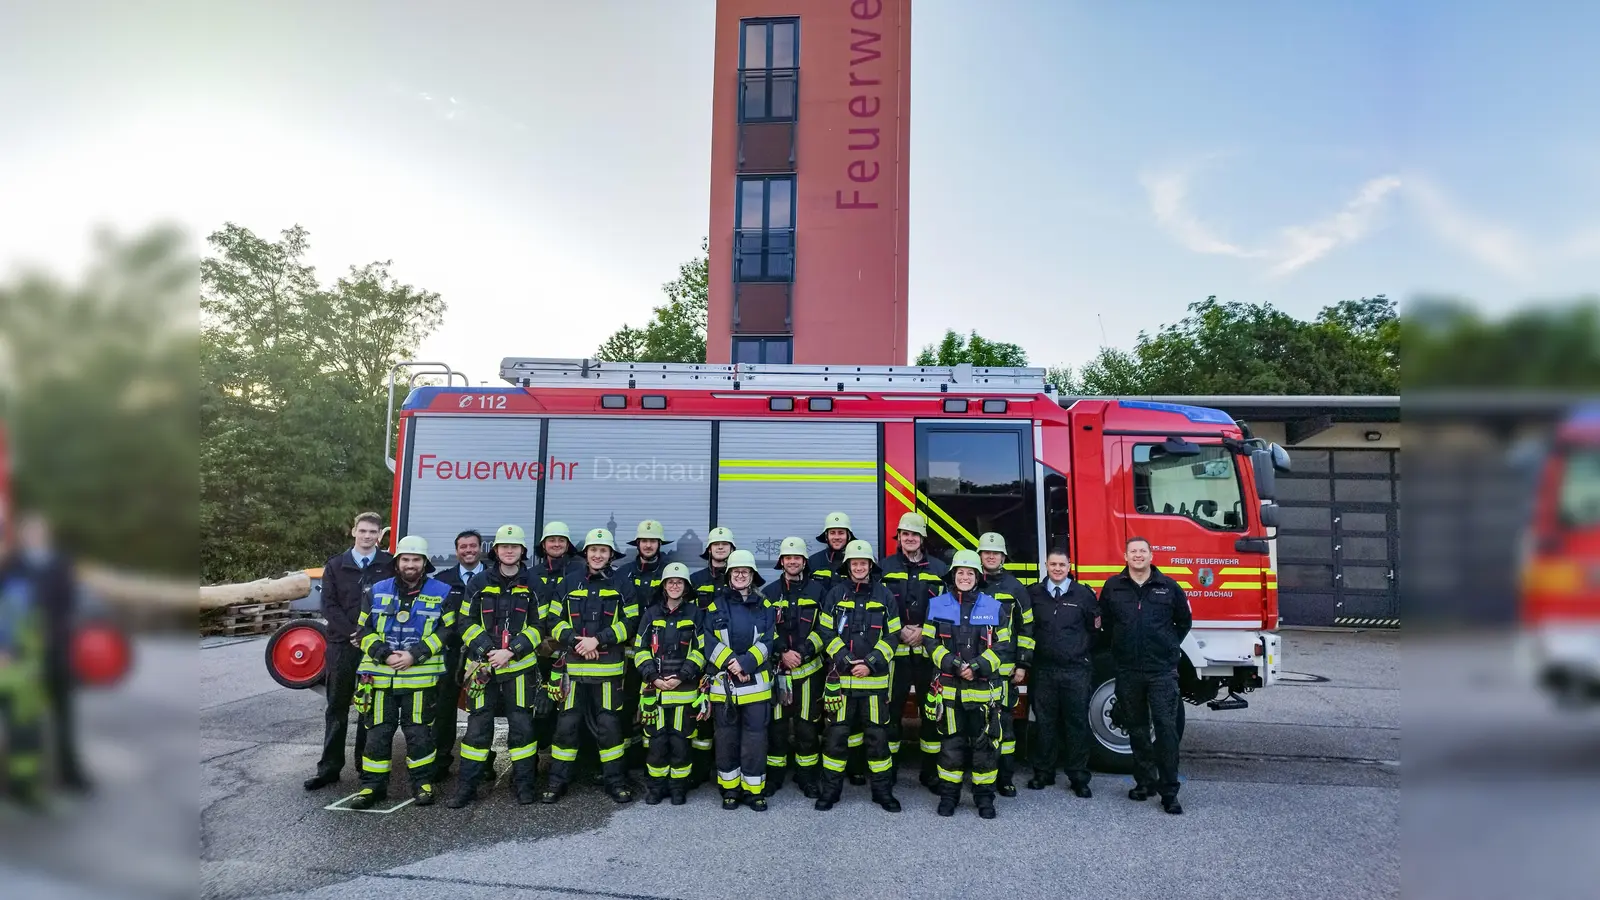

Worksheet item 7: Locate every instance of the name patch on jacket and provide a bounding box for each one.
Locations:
[928,592,1000,625]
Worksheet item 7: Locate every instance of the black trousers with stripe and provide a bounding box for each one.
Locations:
[889,654,936,781]
[767,671,824,788]
[359,686,437,794]
[547,678,627,792]
[819,691,893,802]
[458,672,541,795]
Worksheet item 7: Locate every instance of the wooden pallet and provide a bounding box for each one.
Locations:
[202,601,293,636]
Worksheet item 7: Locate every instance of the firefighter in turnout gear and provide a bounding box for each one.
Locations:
[761,536,829,798]
[1026,547,1100,797]
[808,512,854,592]
[976,532,1033,796]
[544,528,638,804]
[0,563,45,806]
[632,562,704,805]
[701,549,777,810]
[815,540,903,813]
[688,526,736,781]
[527,521,581,766]
[879,512,949,791]
[618,520,672,770]
[450,525,544,808]
[351,536,455,809]
[924,550,1013,819]
[690,527,736,605]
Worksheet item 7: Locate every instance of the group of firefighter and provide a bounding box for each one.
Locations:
[306,509,1192,819]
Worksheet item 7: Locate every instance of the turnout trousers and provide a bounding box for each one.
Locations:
[889,655,937,782]
[0,687,43,798]
[819,692,894,802]
[766,672,824,792]
[1029,664,1093,786]
[430,644,462,777]
[714,699,770,799]
[548,678,628,792]
[998,680,1019,788]
[458,672,541,796]
[360,687,437,794]
[644,703,694,797]
[935,702,1000,807]
[1116,669,1182,799]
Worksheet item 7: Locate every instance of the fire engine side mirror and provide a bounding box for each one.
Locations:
[1252,448,1278,502]
[1269,442,1292,473]
[1259,504,1281,528]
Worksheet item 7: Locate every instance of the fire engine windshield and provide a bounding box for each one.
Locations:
[1132,443,1247,531]
[1557,447,1600,529]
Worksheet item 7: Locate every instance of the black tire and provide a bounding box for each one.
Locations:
[1087,658,1187,774]
[265,618,330,690]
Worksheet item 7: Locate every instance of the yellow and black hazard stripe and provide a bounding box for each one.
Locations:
[882,462,1040,584]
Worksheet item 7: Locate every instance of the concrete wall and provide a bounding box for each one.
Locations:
[1249,421,1402,451]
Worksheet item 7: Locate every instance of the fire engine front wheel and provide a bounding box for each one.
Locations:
[266,618,329,690]
[1087,675,1186,774]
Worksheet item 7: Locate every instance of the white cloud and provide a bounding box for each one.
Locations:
[1404,176,1600,280]
[1141,166,1402,278]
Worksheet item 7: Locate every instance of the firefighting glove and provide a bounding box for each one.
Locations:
[353,676,375,718]
[823,675,844,718]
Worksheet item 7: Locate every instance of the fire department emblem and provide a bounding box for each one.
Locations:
[396,610,411,623]
[1198,568,1216,588]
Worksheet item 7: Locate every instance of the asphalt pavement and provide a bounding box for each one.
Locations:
[185,628,1404,900]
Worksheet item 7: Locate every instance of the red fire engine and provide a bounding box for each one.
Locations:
[270,357,1290,769]
[1519,404,1600,708]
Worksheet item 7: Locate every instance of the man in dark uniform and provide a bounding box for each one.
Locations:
[1026,547,1099,797]
[428,530,484,781]
[10,513,90,792]
[1099,536,1192,815]
[305,512,394,791]
[618,520,671,771]
[807,512,854,593]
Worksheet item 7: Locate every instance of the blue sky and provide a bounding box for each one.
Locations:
[0,0,1593,377]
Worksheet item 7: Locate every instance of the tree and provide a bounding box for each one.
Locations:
[1403,296,1600,389]
[595,239,709,363]
[1062,295,1399,395]
[0,226,196,575]
[915,330,1029,367]
[200,223,446,583]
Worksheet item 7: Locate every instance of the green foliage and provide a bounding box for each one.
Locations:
[1067,295,1400,395]
[915,330,1029,368]
[1403,296,1600,389]
[200,223,445,583]
[596,239,709,363]
[0,226,196,575]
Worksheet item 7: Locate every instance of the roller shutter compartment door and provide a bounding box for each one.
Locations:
[716,421,881,569]
[401,416,544,567]
[543,418,714,567]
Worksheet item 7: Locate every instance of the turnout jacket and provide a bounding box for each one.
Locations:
[690,562,730,607]
[818,570,902,694]
[528,550,581,608]
[701,585,776,704]
[923,582,1013,707]
[1098,567,1192,674]
[807,546,848,593]
[879,551,949,659]
[460,564,544,680]
[1026,579,1100,669]
[761,569,829,681]
[433,563,484,647]
[982,569,1034,673]
[357,573,455,690]
[549,566,636,681]
[633,592,705,707]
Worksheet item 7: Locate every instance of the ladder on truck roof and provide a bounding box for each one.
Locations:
[499,357,1051,394]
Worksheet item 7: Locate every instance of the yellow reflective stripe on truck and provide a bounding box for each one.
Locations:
[885,464,979,547]
[720,458,876,483]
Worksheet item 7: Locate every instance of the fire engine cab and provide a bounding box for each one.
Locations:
[269,357,1290,769]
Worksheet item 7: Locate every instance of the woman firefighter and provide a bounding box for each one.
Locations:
[632,562,705,804]
[923,549,1014,819]
[701,548,777,810]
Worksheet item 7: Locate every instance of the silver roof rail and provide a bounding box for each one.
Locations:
[499,357,1049,394]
